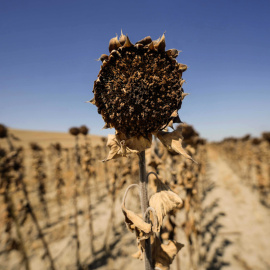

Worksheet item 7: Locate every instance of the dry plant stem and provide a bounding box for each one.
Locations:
[74,135,81,269]
[138,151,153,270]
[85,176,95,255]
[83,142,95,255]
[20,178,56,270]
[4,191,30,270]
[6,136,14,151]
[176,253,181,270]
[103,175,116,253]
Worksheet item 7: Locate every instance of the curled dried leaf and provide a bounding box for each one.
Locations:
[153,236,184,270]
[136,235,184,270]
[122,184,152,240]
[116,133,152,152]
[156,129,196,162]
[149,176,183,231]
[122,206,152,236]
[102,134,137,162]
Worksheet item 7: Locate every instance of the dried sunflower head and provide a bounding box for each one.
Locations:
[91,33,191,161]
[79,125,89,136]
[69,127,80,136]
[0,124,8,139]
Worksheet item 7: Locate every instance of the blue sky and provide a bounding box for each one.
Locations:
[0,0,269,141]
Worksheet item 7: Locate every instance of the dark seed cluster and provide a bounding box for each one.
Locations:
[93,35,187,137]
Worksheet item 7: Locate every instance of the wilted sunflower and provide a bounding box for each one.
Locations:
[91,32,191,161]
[0,124,8,139]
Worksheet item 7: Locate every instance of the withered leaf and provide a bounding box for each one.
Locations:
[122,185,152,240]
[156,129,196,162]
[135,235,184,270]
[149,180,183,232]
[116,133,152,152]
[122,205,152,236]
[153,236,184,270]
[102,134,137,162]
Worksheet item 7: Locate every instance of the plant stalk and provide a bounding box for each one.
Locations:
[74,135,81,269]
[138,151,153,270]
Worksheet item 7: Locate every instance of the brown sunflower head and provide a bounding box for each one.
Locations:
[69,127,80,136]
[30,142,43,151]
[52,142,62,152]
[79,125,89,135]
[262,132,270,143]
[92,33,187,138]
[0,124,8,139]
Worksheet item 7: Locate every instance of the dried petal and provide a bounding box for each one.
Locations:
[178,63,188,71]
[119,30,126,46]
[109,36,121,53]
[166,49,181,58]
[89,97,95,105]
[97,54,109,62]
[170,110,178,118]
[181,92,189,100]
[123,36,133,48]
[148,41,155,51]
[136,36,152,46]
[155,33,166,52]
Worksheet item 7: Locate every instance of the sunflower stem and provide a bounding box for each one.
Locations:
[138,151,153,270]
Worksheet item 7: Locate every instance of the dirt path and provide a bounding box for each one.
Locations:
[200,147,270,270]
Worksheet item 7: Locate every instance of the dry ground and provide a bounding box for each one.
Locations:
[0,130,270,270]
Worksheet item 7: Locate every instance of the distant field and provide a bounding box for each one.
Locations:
[2,129,105,149]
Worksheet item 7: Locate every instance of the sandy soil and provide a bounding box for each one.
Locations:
[198,147,270,270]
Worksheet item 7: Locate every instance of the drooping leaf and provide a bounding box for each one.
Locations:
[116,133,152,152]
[122,205,152,236]
[152,236,184,270]
[149,180,183,232]
[121,184,152,240]
[135,235,184,269]
[156,129,196,162]
[103,134,137,162]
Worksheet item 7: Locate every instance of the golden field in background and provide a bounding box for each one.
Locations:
[0,126,270,270]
